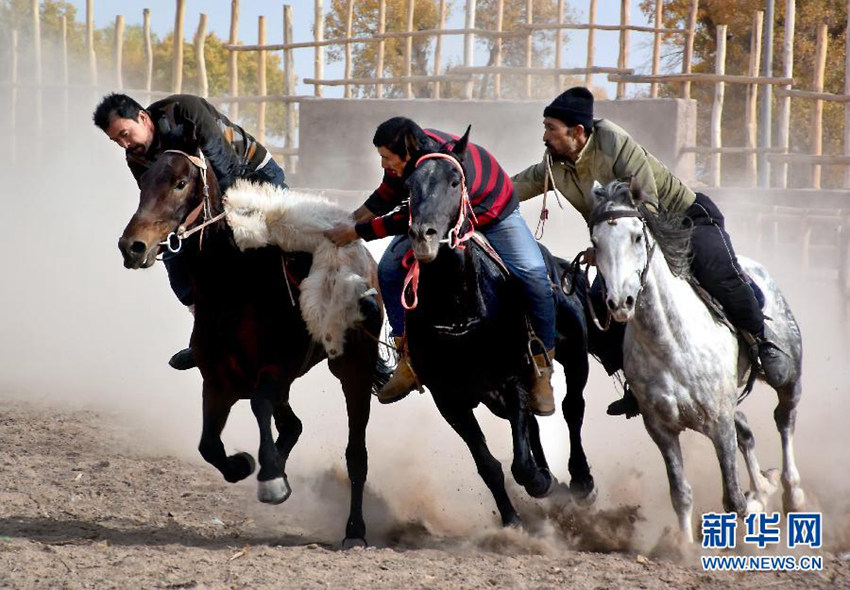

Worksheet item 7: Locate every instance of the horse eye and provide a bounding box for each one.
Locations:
[451,180,460,188]
[634,233,642,244]
[176,180,187,190]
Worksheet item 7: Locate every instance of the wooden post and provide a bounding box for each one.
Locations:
[650,0,662,97]
[758,0,775,187]
[555,0,565,92]
[61,16,69,135]
[172,0,186,94]
[682,0,698,99]
[143,9,153,103]
[845,0,850,188]
[86,0,97,86]
[585,0,596,87]
[229,0,240,120]
[32,0,42,132]
[525,0,533,99]
[10,30,18,165]
[617,0,630,99]
[284,4,296,172]
[776,0,795,188]
[257,15,267,144]
[114,15,124,90]
[344,0,354,98]
[493,0,503,99]
[463,0,476,99]
[376,0,386,98]
[745,12,763,186]
[314,0,324,97]
[710,25,727,187]
[404,0,415,98]
[433,0,446,98]
[194,14,208,98]
[811,23,827,189]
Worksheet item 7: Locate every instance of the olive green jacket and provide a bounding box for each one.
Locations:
[511,119,695,220]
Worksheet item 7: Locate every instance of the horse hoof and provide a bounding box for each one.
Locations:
[257,476,292,504]
[342,536,367,549]
[224,452,256,483]
[571,481,598,507]
[502,513,523,529]
[526,469,556,499]
[744,491,764,515]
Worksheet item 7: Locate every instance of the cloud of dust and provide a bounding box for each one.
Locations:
[1,75,848,557]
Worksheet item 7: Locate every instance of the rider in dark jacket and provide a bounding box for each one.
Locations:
[93,93,287,369]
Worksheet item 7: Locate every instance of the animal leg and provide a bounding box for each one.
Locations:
[198,383,255,484]
[505,380,553,499]
[251,374,291,505]
[734,410,779,509]
[328,329,375,547]
[272,401,302,474]
[556,338,596,504]
[644,418,695,543]
[435,395,521,527]
[710,415,751,516]
[774,379,805,512]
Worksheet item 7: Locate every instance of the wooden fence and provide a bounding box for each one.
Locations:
[4,0,850,189]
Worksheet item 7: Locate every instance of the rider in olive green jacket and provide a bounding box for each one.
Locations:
[512,87,792,418]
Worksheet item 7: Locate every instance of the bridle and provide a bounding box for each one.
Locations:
[157,150,226,255]
[401,152,476,311]
[581,205,657,330]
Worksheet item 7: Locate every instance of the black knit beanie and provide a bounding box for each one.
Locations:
[544,87,594,130]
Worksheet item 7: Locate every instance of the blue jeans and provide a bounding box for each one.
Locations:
[378,207,556,350]
[164,157,288,306]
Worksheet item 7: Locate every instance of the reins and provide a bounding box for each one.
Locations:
[402,153,475,311]
[158,150,226,255]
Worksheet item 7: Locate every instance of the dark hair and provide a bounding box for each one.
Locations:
[372,117,425,158]
[92,93,145,131]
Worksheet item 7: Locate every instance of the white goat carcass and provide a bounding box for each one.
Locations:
[223,179,377,358]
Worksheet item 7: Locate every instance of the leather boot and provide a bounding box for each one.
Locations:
[606,383,640,418]
[757,338,792,388]
[168,347,196,371]
[377,336,423,404]
[530,350,556,417]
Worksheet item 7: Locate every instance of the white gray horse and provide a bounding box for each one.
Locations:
[587,180,805,544]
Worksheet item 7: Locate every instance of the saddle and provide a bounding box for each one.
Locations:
[687,275,766,336]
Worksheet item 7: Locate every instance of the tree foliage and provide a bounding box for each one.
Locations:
[325,0,442,98]
[0,0,289,136]
[640,0,848,187]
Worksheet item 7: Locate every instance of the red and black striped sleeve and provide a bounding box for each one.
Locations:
[424,129,518,227]
[356,172,410,241]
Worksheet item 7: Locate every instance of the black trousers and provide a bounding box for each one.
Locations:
[686,193,764,337]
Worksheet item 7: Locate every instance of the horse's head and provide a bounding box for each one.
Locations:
[587,179,655,323]
[118,150,218,269]
[405,126,472,263]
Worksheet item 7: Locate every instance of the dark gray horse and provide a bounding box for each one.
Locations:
[401,127,597,526]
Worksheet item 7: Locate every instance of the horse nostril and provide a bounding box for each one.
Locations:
[607,299,617,311]
[625,296,635,309]
[130,240,147,255]
[425,227,438,237]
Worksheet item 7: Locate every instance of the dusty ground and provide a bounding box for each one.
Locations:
[0,398,847,590]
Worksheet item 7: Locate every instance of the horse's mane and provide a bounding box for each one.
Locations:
[591,180,693,279]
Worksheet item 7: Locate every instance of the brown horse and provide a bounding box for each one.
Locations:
[117,150,388,546]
